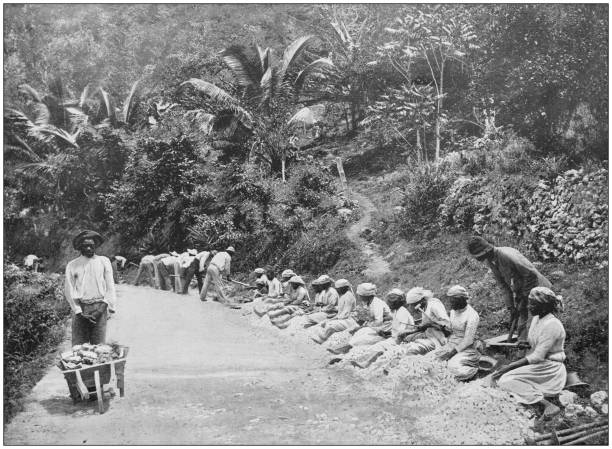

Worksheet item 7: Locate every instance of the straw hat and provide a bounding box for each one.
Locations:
[564,371,590,391]
[281,269,296,279]
[312,274,333,286]
[226,246,235,253]
[289,275,305,286]
[477,355,498,372]
[254,268,265,275]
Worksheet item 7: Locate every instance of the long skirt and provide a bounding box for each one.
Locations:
[349,327,387,347]
[312,318,359,344]
[434,346,481,381]
[304,311,335,327]
[269,305,304,329]
[403,328,447,355]
[253,297,285,317]
[498,360,567,404]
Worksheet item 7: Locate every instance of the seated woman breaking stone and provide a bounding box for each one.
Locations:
[327,283,393,357]
[311,279,358,344]
[399,287,451,355]
[433,285,481,381]
[268,275,311,329]
[303,275,339,328]
[492,287,567,418]
[280,269,296,296]
[350,288,416,368]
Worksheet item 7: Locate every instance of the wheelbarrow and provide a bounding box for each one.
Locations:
[58,346,129,413]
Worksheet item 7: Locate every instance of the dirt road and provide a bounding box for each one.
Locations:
[346,191,391,280]
[4,284,434,445]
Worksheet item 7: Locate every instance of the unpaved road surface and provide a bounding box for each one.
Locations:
[346,191,391,280]
[4,284,433,445]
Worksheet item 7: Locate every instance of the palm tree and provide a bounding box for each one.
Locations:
[180,35,334,177]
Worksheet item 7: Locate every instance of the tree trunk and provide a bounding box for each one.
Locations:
[435,60,445,162]
[281,153,286,183]
[416,129,422,163]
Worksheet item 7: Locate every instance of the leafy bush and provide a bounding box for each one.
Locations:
[397,163,456,237]
[3,263,70,422]
[278,216,355,274]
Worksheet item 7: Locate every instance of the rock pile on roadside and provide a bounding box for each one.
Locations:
[528,168,608,263]
[438,168,608,264]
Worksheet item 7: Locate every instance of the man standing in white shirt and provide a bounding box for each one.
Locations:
[64,230,116,345]
[199,246,234,303]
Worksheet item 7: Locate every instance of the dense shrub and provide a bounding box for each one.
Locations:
[278,216,356,274]
[397,163,456,238]
[3,263,70,422]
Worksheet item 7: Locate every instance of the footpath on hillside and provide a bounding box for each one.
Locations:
[346,191,391,280]
[4,284,434,445]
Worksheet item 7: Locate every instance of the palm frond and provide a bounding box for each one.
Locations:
[33,102,51,126]
[293,58,335,95]
[278,35,316,84]
[185,109,216,135]
[98,87,117,125]
[5,108,34,128]
[4,136,41,162]
[33,124,79,148]
[18,84,43,102]
[122,79,141,125]
[259,66,277,107]
[66,106,89,130]
[222,45,262,89]
[181,78,252,126]
[79,83,94,108]
[15,152,75,177]
[287,104,326,127]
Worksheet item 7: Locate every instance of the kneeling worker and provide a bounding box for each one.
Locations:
[434,285,481,381]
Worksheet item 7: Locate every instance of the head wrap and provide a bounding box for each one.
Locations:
[405,287,433,304]
[386,288,405,299]
[312,274,333,286]
[529,286,564,312]
[334,279,351,289]
[254,268,265,275]
[386,288,406,308]
[226,246,235,253]
[187,249,198,256]
[446,285,470,300]
[72,230,104,250]
[289,275,305,286]
[281,269,296,279]
[356,282,377,297]
[170,251,180,257]
[467,236,494,258]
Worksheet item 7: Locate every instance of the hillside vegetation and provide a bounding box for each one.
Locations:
[3,2,608,412]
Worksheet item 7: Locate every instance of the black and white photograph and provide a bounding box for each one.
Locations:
[3,3,609,445]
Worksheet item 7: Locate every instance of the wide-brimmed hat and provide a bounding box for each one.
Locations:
[226,246,235,253]
[72,230,104,250]
[477,355,498,372]
[356,282,377,296]
[312,274,333,286]
[405,287,433,304]
[289,275,305,286]
[334,279,351,289]
[281,269,296,279]
[254,268,265,275]
[564,371,590,391]
[467,236,493,258]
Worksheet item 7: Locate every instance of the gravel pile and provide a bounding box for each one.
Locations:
[239,297,533,444]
